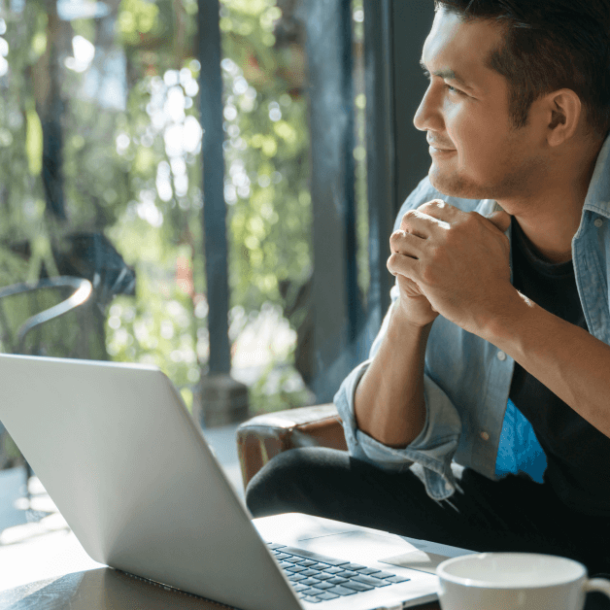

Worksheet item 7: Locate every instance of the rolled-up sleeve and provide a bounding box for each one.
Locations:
[333,286,462,500]
[333,176,471,500]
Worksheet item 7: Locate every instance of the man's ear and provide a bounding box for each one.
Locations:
[543,89,582,147]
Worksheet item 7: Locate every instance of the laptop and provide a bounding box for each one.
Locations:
[0,354,473,610]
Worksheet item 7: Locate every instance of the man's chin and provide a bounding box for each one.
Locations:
[428,165,485,201]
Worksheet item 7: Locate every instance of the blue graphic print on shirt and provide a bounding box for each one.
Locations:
[495,398,547,484]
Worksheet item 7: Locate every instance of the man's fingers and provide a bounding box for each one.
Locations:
[400,211,449,238]
[389,229,425,255]
[484,210,511,233]
[401,200,456,235]
[396,275,423,298]
[409,201,510,235]
[417,199,457,222]
[387,248,420,279]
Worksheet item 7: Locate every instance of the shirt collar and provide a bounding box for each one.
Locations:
[583,131,610,219]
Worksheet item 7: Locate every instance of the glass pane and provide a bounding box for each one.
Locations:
[0,0,316,473]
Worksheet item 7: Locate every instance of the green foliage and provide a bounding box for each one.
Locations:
[248,361,310,415]
[117,0,162,45]
[105,216,201,392]
[0,0,313,416]
[219,0,312,311]
[0,3,59,291]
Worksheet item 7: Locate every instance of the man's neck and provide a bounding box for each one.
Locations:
[511,194,584,264]
[499,141,603,264]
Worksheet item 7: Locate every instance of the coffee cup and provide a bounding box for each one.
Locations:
[436,552,610,610]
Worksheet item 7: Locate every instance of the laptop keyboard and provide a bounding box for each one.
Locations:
[266,542,410,604]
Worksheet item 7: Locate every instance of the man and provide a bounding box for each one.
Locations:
[246,0,610,591]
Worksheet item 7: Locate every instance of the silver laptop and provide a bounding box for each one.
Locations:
[0,354,472,610]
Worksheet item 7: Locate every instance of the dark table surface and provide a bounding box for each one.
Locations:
[0,569,441,610]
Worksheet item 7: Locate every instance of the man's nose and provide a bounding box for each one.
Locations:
[413,85,443,133]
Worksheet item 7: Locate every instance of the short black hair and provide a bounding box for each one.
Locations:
[435,0,610,138]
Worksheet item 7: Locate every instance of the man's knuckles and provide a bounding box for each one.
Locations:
[389,229,407,251]
[387,252,408,275]
[419,199,449,215]
[399,209,420,231]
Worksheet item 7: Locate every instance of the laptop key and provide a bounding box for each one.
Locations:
[275,553,292,560]
[301,578,324,587]
[311,562,332,570]
[302,596,322,604]
[322,566,344,574]
[353,574,387,587]
[300,560,317,567]
[279,546,350,566]
[313,592,340,600]
[292,584,309,592]
[327,585,357,597]
[288,574,307,582]
[343,563,367,571]
[372,579,391,587]
[301,569,321,577]
[328,576,349,585]
[267,543,286,550]
[286,565,306,573]
[385,575,411,584]
[336,569,359,578]
[341,581,374,592]
[314,573,333,581]
[370,571,395,579]
[300,587,325,596]
[358,568,381,575]
[311,582,334,590]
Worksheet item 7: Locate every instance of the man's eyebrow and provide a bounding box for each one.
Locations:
[419,59,475,92]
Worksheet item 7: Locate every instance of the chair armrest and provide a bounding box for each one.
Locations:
[236,404,347,489]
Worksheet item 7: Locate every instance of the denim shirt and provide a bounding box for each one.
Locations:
[334,133,610,502]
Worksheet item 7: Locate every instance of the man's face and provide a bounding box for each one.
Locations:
[414,9,546,201]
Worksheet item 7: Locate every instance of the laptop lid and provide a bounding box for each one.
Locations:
[0,354,301,610]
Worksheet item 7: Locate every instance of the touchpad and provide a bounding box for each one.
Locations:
[380,550,452,575]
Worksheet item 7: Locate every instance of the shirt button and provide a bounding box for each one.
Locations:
[594,218,604,228]
[497,351,507,361]
[480,431,490,441]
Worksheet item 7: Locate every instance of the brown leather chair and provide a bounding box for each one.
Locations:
[236,403,347,489]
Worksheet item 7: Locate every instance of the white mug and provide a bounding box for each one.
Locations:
[437,552,610,610]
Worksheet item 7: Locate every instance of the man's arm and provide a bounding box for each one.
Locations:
[354,305,432,448]
[398,200,610,440]
[484,293,610,440]
[353,211,441,447]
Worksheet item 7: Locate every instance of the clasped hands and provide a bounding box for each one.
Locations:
[387,199,514,335]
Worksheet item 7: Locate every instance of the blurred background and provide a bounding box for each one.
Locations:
[0,0,435,473]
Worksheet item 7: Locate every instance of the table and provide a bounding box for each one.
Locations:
[0,568,441,609]
[0,519,441,609]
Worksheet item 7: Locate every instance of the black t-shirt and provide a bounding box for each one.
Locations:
[508,217,610,516]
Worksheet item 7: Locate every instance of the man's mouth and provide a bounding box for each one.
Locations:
[427,138,456,153]
[429,145,456,155]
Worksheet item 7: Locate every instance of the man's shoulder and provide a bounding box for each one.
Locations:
[394,177,492,230]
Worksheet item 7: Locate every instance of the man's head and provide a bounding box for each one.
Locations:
[414,0,610,202]
[435,0,610,137]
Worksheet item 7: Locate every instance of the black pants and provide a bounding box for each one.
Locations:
[246,448,610,609]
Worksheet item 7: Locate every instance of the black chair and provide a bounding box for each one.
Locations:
[0,277,93,355]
